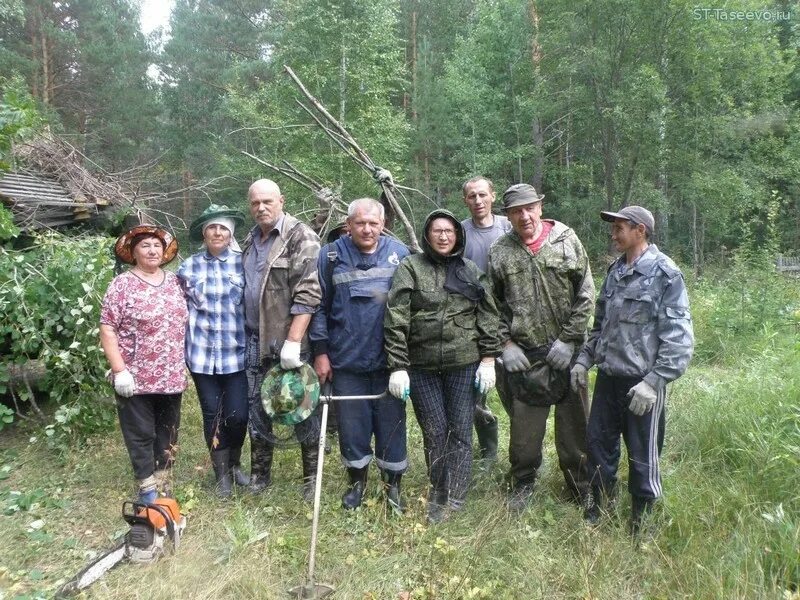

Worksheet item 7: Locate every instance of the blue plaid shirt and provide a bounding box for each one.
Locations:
[177,248,246,375]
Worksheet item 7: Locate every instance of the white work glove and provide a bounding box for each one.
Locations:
[388,370,410,401]
[546,339,574,371]
[627,381,657,416]
[474,360,496,394]
[501,341,531,373]
[570,364,588,392]
[280,340,303,369]
[114,369,135,398]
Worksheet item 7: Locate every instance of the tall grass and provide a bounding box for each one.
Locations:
[0,265,798,599]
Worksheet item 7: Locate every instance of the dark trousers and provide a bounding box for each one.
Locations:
[191,370,248,451]
[333,369,407,472]
[116,393,182,480]
[245,333,321,476]
[587,371,666,500]
[409,364,476,504]
[498,368,588,495]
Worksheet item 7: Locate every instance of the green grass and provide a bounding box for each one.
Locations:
[1,276,799,599]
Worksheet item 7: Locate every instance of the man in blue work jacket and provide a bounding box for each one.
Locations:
[310,198,410,513]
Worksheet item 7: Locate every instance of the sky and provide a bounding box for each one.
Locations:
[139,0,174,35]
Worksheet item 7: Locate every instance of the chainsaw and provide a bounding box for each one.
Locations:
[55,497,186,598]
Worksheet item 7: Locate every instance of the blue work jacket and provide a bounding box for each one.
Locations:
[310,235,409,372]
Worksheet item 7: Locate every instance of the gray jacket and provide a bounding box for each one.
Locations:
[576,244,694,391]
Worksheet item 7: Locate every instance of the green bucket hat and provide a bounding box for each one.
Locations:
[189,204,246,242]
[261,363,321,426]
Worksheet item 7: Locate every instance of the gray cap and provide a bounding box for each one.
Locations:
[600,205,655,234]
[502,183,544,211]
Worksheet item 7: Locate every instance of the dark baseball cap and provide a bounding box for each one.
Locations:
[600,205,655,233]
[502,183,545,211]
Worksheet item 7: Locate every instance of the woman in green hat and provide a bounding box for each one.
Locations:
[177,204,249,498]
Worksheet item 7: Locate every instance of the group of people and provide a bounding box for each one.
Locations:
[99,174,694,534]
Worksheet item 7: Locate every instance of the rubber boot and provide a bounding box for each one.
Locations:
[630,495,655,537]
[382,471,404,515]
[211,448,233,498]
[137,475,158,504]
[229,445,250,487]
[583,486,602,526]
[249,439,273,494]
[474,412,499,462]
[300,444,318,503]
[507,478,535,513]
[342,467,368,510]
[426,487,449,524]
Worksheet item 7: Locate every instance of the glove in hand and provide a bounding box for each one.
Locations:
[570,364,588,392]
[389,370,410,401]
[627,381,657,416]
[501,341,531,372]
[114,369,135,398]
[546,339,574,371]
[474,360,496,394]
[280,340,303,369]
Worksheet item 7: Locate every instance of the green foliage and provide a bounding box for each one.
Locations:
[0,75,44,169]
[0,205,19,242]
[0,233,117,447]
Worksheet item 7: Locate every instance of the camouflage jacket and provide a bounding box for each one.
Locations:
[575,244,694,391]
[384,210,501,371]
[242,213,321,361]
[487,220,594,350]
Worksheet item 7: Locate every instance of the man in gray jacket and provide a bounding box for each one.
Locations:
[242,178,322,499]
[571,205,694,534]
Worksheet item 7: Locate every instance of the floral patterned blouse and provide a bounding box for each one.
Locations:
[100,270,189,394]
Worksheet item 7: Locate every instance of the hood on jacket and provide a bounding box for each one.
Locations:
[422,209,465,262]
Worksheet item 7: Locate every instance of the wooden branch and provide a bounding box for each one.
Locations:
[283,65,421,252]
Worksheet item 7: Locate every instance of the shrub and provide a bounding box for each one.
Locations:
[0,231,117,446]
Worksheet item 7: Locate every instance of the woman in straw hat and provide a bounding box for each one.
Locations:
[177,204,249,498]
[100,225,188,504]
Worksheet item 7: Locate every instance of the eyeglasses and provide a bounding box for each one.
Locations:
[431,228,456,238]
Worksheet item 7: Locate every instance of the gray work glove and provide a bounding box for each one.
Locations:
[627,381,657,416]
[570,364,588,392]
[546,339,574,371]
[501,341,531,373]
[113,369,135,398]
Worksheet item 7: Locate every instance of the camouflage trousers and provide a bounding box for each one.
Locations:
[497,365,588,498]
[246,332,321,478]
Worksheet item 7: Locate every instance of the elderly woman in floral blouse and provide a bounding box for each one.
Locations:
[100,225,187,503]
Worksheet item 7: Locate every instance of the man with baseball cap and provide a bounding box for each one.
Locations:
[487,183,594,511]
[571,205,694,535]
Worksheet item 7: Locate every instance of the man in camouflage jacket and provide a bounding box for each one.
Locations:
[571,205,693,534]
[487,184,594,511]
[242,178,322,499]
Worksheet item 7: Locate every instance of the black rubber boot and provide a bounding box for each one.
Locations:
[248,441,273,494]
[426,488,449,524]
[228,446,250,487]
[630,495,655,537]
[210,448,233,499]
[300,444,318,503]
[474,412,499,461]
[507,479,535,513]
[342,467,368,510]
[583,486,602,526]
[382,471,404,515]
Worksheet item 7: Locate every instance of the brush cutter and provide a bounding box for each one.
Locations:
[55,497,186,598]
[287,387,390,600]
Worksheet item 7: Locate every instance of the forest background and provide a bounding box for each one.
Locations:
[0,0,799,599]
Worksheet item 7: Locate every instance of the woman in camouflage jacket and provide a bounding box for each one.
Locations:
[384,209,501,523]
